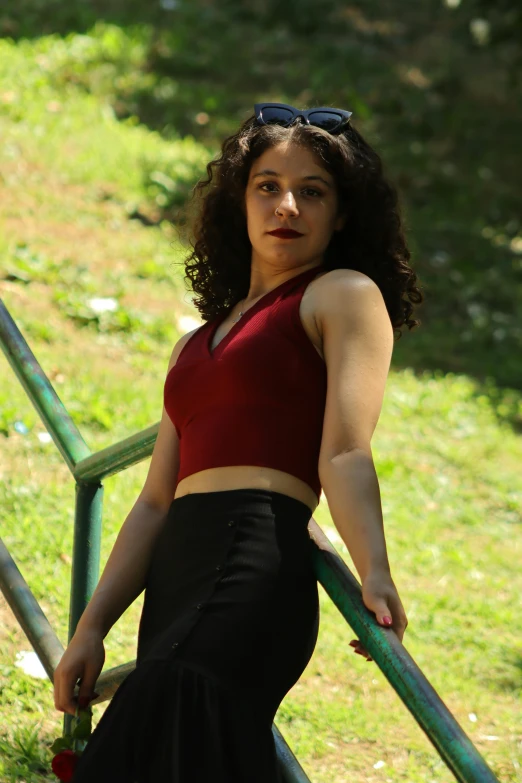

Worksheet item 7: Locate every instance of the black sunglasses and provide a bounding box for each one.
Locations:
[254,102,352,135]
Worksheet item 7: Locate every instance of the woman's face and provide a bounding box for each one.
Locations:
[244,140,346,270]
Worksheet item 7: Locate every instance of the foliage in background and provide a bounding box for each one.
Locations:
[2,0,520,393]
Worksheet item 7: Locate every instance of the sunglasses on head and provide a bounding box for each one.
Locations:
[254,102,352,135]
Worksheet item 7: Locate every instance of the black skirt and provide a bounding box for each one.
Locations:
[71,488,320,782]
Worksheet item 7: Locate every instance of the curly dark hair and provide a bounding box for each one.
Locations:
[176,112,424,341]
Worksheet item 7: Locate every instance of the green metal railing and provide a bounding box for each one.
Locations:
[0,298,500,783]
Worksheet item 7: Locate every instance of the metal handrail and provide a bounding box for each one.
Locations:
[0,299,500,783]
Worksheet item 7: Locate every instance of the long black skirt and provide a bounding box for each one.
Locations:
[71,488,320,782]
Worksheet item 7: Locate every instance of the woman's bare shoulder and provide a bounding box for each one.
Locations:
[310,268,384,325]
[313,267,375,291]
[302,268,374,338]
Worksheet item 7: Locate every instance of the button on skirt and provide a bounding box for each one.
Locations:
[71,488,320,782]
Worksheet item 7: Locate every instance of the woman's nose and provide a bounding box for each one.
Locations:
[276,192,299,215]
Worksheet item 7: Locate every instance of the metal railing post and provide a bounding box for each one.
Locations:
[68,482,104,641]
[62,481,104,737]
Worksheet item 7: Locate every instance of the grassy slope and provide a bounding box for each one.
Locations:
[0,32,521,783]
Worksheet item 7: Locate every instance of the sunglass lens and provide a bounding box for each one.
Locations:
[308,111,343,131]
[260,106,294,126]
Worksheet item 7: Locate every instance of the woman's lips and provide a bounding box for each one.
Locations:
[268,229,304,238]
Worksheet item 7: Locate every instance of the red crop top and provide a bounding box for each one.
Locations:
[164,265,327,500]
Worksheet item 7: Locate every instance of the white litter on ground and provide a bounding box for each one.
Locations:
[87,297,118,313]
[15,650,47,679]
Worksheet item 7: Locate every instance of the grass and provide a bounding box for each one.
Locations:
[0,23,521,783]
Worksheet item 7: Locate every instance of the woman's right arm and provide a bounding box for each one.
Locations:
[53,326,199,713]
[74,328,199,639]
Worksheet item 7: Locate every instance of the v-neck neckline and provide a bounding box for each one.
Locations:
[206,266,323,359]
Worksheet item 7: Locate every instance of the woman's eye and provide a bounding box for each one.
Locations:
[259,183,322,197]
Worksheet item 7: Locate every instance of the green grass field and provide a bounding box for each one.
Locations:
[1,26,521,783]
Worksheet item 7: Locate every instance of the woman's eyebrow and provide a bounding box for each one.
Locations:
[251,169,332,188]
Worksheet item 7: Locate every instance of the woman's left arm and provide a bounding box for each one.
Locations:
[315,270,408,661]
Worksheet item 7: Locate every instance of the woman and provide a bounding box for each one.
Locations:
[53,102,423,782]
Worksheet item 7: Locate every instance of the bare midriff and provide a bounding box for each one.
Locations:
[173,271,327,516]
[174,466,320,514]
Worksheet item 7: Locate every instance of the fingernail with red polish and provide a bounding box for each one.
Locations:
[382,616,392,626]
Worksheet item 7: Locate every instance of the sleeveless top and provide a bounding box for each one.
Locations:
[164,265,327,500]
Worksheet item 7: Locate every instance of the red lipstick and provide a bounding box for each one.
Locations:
[268,229,304,238]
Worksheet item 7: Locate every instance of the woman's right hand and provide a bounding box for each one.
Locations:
[53,628,106,715]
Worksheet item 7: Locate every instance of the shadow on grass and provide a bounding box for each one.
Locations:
[489,655,522,694]
[1,0,521,400]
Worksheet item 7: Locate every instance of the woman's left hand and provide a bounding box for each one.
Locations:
[349,570,408,662]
